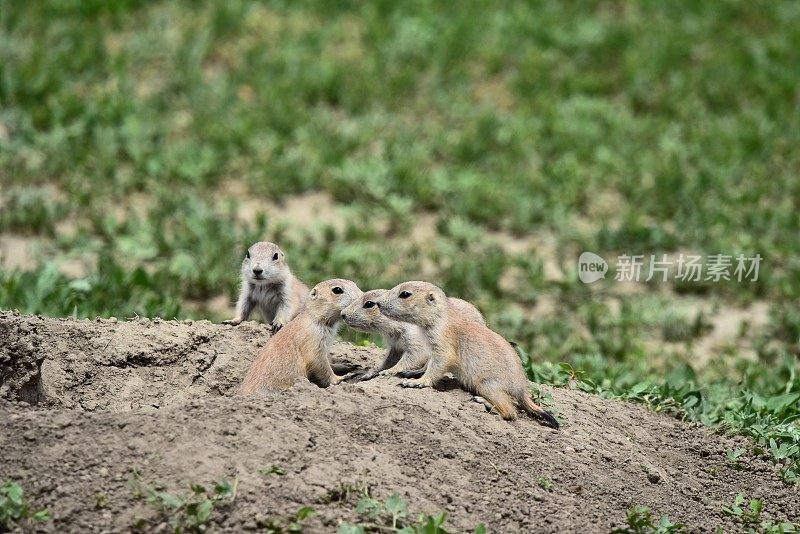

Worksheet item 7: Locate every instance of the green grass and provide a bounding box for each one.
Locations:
[521,351,800,484]
[1,0,799,492]
[128,471,238,533]
[610,505,686,534]
[256,506,316,534]
[0,481,50,530]
[612,501,800,533]
[339,490,485,534]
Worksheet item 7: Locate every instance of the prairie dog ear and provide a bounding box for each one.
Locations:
[310,288,318,299]
[426,292,436,304]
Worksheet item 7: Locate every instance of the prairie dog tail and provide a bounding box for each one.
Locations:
[523,396,560,429]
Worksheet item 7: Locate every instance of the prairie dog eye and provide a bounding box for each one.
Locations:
[332,286,344,295]
[245,250,250,259]
[399,291,412,299]
[363,301,376,309]
[272,252,279,261]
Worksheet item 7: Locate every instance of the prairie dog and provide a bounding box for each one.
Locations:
[226,241,308,332]
[238,279,362,394]
[341,290,486,380]
[341,289,430,380]
[379,281,559,428]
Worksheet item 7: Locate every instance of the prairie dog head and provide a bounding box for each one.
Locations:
[341,289,393,333]
[379,281,447,329]
[242,241,290,285]
[307,278,362,326]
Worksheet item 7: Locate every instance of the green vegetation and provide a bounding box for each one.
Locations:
[523,356,800,483]
[339,491,485,534]
[722,492,763,526]
[720,493,800,533]
[257,506,315,533]
[260,465,287,477]
[128,471,238,533]
[726,447,747,468]
[1,0,798,512]
[124,470,477,533]
[610,505,686,534]
[0,481,50,530]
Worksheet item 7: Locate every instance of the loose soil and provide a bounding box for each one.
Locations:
[0,311,797,533]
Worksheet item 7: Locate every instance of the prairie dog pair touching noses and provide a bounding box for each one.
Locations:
[341,290,485,380]
[226,242,308,332]
[379,281,559,428]
[238,279,361,394]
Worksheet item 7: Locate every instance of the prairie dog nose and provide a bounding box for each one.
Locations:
[341,312,348,321]
[252,268,263,276]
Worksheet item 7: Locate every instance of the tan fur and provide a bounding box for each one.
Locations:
[341,289,428,379]
[447,297,485,326]
[226,241,308,332]
[379,281,558,428]
[341,290,485,379]
[237,279,361,394]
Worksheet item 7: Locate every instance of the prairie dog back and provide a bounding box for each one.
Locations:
[448,297,485,325]
[379,281,558,428]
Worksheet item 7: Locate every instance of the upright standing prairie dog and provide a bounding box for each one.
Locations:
[238,279,362,394]
[378,281,559,428]
[226,241,308,333]
[341,290,486,380]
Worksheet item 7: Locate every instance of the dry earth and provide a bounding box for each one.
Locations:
[0,311,797,533]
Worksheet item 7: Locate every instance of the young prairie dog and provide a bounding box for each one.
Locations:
[238,279,362,394]
[379,281,559,428]
[341,289,429,381]
[341,290,486,380]
[226,241,308,333]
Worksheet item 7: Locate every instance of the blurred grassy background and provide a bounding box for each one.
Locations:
[1,0,799,475]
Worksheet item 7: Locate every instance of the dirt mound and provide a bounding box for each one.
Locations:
[0,311,797,533]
